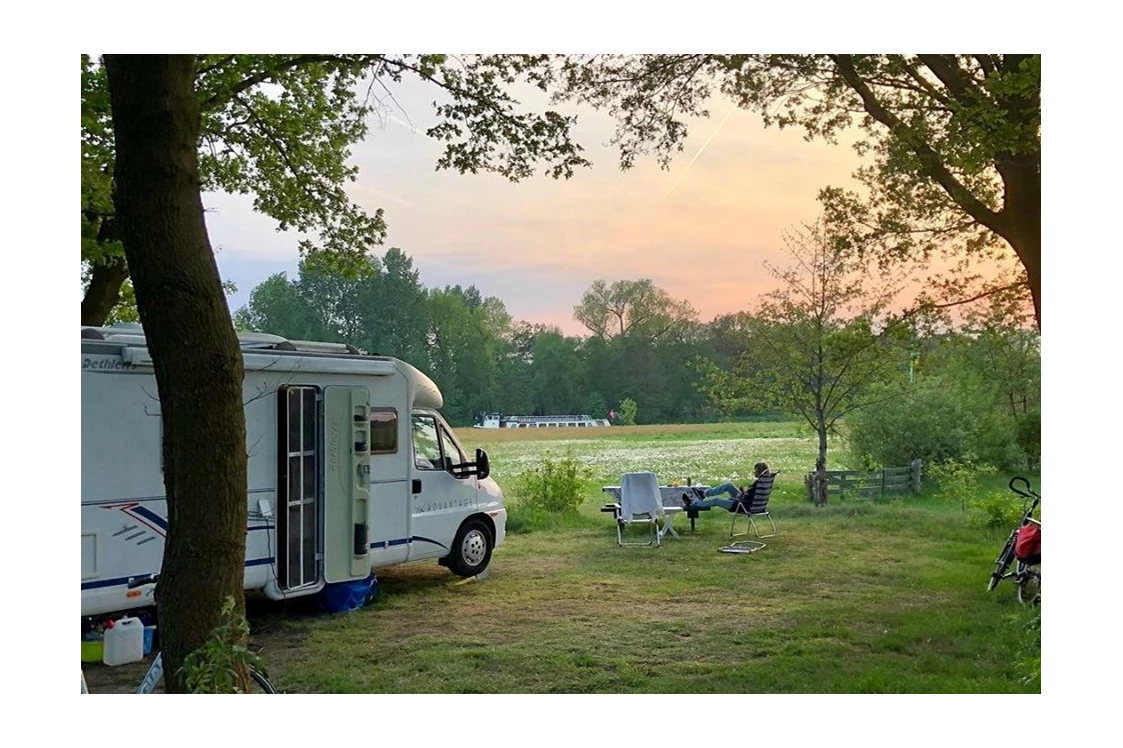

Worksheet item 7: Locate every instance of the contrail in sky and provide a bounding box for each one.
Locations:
[385,114,418,134]
[664,105,737,199]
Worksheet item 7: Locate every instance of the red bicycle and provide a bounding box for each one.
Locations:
[987,476,1041,605]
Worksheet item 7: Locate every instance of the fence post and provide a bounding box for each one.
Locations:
[910,458,922,494]
[805,470,827,507]
[880,468,887,500]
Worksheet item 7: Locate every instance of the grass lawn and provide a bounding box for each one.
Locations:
[81,422,1041,694]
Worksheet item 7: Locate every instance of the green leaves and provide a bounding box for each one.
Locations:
[179,596,265,694]
[513,450,591,513]
[420,55,589,181]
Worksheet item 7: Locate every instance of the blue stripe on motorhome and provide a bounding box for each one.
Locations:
[399,535,447,551]
[130,506,168,531]
[368,538,409,549]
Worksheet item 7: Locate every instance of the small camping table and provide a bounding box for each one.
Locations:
[600,485,708,540]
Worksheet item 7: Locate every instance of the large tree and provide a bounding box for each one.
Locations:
[573,278,696,341]
[101,54,588,692]
[548,54,1041,326]
[105,55,251,692]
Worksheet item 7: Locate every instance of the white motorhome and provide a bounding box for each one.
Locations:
[81,324,506,618]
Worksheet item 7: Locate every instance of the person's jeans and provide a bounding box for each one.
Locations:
[690,481,740,511]
[706,481,741,498]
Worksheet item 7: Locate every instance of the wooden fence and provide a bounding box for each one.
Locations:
[805,459,922,505]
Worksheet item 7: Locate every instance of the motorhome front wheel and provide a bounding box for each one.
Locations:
[448,519,493,577]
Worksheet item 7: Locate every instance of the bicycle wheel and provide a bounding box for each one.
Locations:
[987,532,1017,591]
[248,667,277,693]
[1016,563,1040,605]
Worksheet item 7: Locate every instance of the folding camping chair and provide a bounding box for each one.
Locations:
[721,470,779,554]
[616,471,664,547]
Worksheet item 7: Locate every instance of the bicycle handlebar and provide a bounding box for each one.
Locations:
[127,573,159,590]
[1008,476,1039,500]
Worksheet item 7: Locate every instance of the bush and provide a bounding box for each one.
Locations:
[512,450,591,513]
[619,398,638,426]
[926,456,997,513]
[848,377,1032,472]
[969,409,1027,473]
[847,379,971,468]
[966,490,1024,531]
[180,596,266,693]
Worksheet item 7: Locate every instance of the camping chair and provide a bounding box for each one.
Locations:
[616,471,664,547]
[730,470,779,537]
[722,470,779,554]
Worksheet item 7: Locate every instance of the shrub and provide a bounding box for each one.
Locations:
[512,450,591,513]
[619,398,638,426]
[847,377,1031,472]
[969,409,1027,473]
[847,379,971,468]
[966,490,1024,531]
[180,596,266,693]
[927,456,997,513]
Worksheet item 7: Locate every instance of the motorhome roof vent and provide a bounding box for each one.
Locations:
[236,331,294,350]
[81,328,105,340]
[103,323,144,335]
[103,334,148,345]
[286,340,367,356]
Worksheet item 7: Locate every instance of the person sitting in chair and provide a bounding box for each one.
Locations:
[682,462,772,513]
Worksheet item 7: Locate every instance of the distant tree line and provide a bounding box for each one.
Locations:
[233,248,725,426]
[232,245,1040,474]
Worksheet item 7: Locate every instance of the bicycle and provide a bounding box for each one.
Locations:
[986,476,1041,605]
[81,573,276,693]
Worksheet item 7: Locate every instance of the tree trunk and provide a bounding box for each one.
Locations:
[1010,215,1042,332]
[105,55,248,693]
[813,413,829,506]
[81,255,129,326]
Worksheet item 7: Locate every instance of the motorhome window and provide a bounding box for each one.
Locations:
[439,426,466,466]
[412,414,443,470]
[369,409,398,454]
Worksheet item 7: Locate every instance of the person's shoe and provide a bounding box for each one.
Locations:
[693,486,707,501]
[681,493,693,509]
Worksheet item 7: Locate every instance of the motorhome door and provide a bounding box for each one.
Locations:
[276,385,321,591]
[323,386,373,582]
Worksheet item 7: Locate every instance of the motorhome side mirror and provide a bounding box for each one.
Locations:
[475,448,490,480]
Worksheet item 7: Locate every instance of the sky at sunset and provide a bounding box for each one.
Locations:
[205,76,877,337]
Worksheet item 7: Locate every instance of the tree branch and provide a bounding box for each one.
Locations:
[973,55,996,78]
[889,56,954,107]
[830,55,1009,237]
[230,92,331,226]
[926,281,1028,310]
[195,55,236,78]
[199,54,386,111]
[916,54,987,104]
